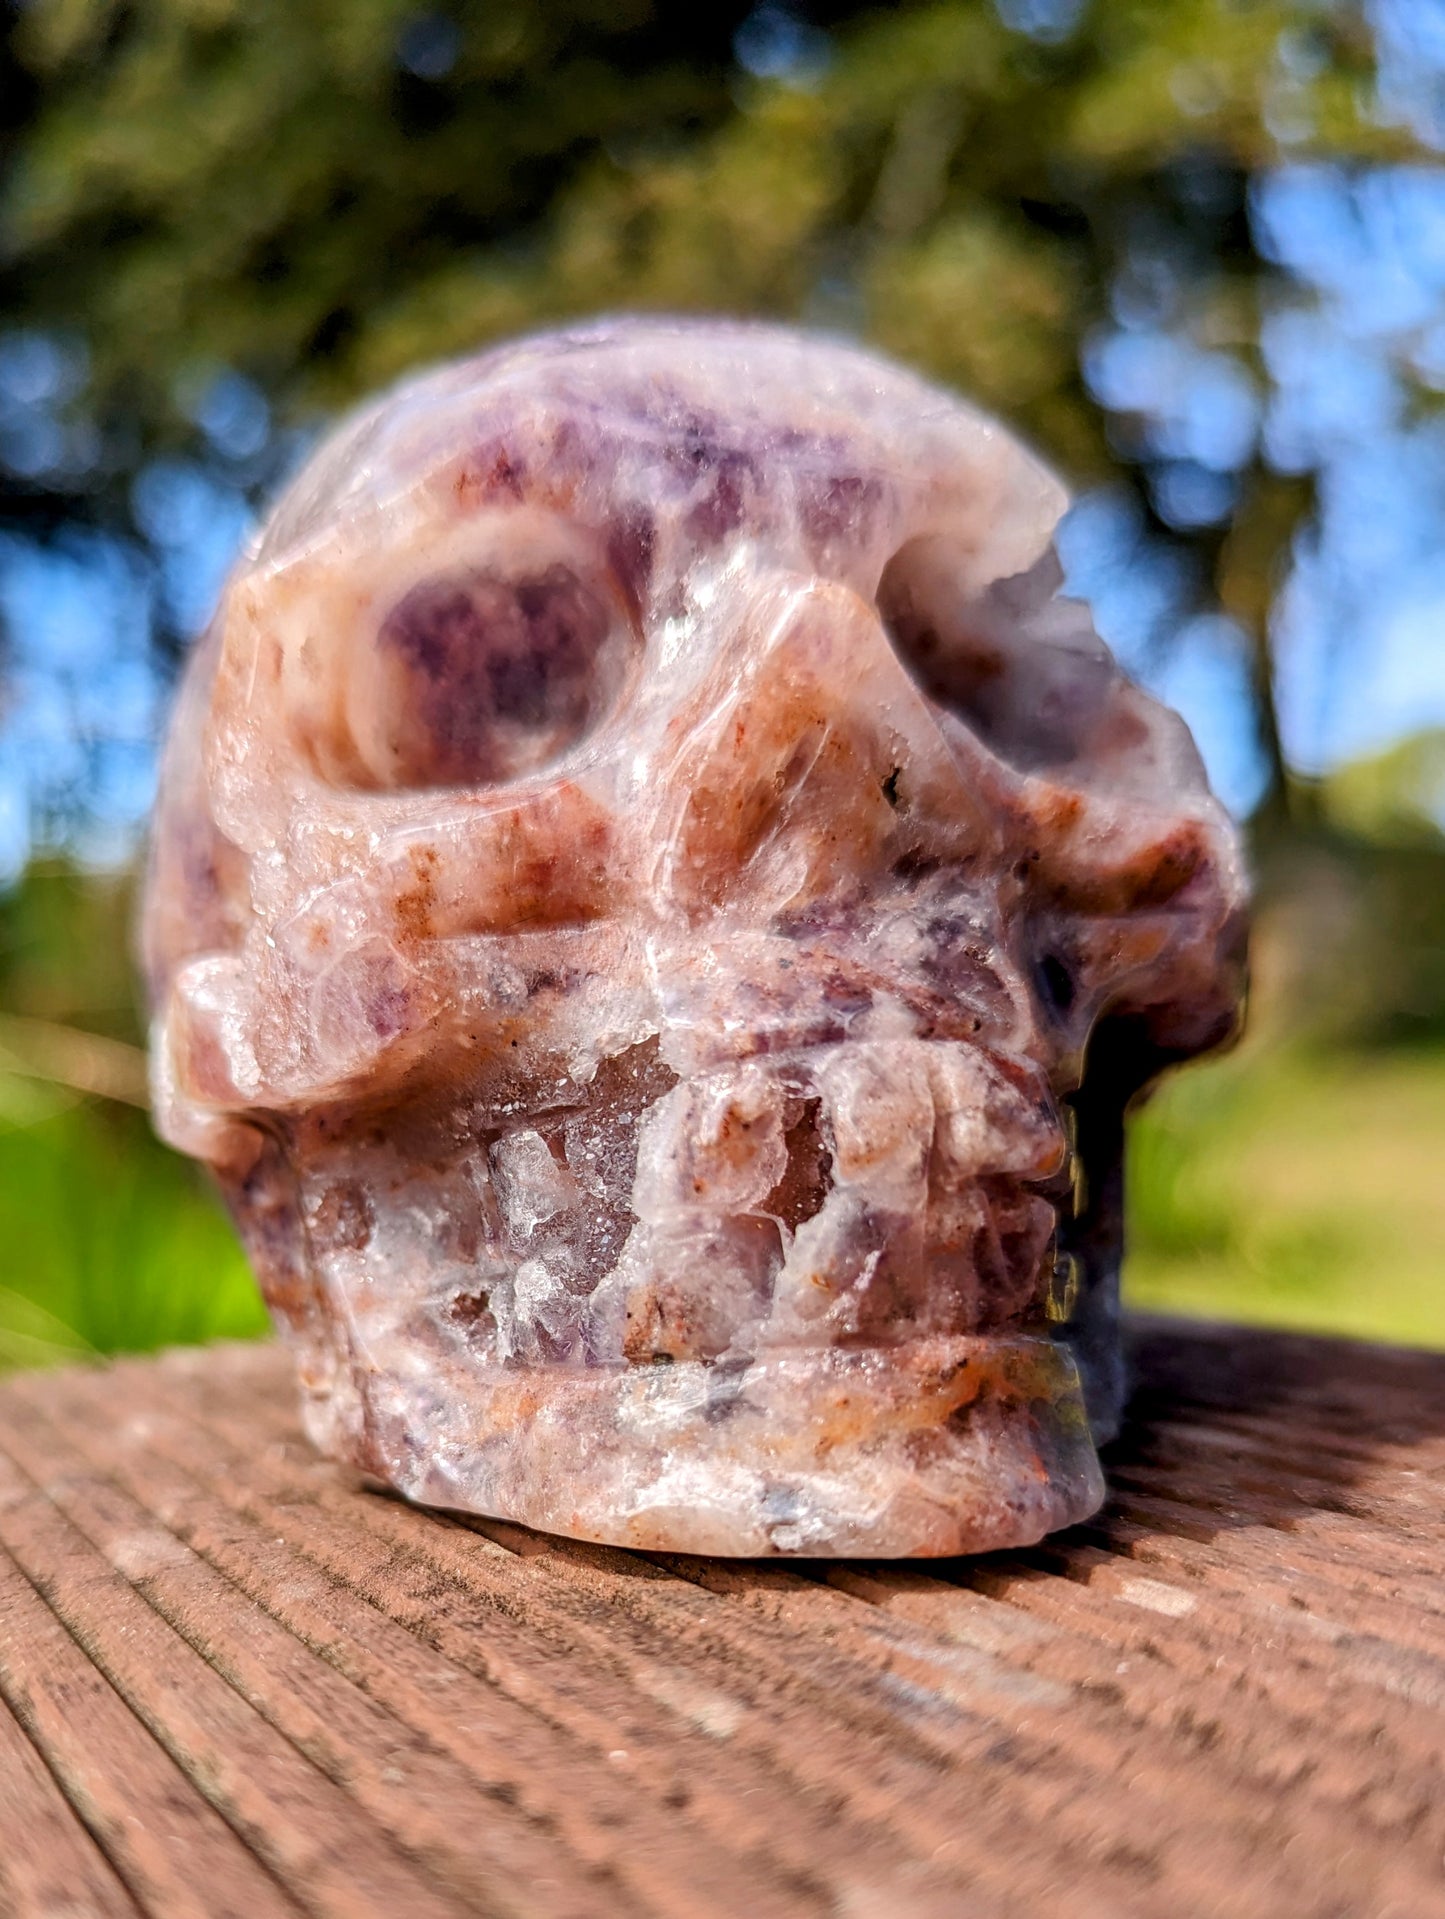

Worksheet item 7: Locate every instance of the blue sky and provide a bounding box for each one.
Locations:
[1062,154,1445,814]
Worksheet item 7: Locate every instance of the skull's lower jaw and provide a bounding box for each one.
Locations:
[267,1179,1113,1558]
[222,1033,1121,1557]
[300,1329,1104,1557]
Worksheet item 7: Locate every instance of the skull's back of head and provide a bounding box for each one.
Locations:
[144,317,1247,1557]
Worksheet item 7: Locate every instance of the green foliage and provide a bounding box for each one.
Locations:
[1126,746,1445,1339]
[0,1077,264,1367]
[3,1,810,420]
[1126,1040,1445,1350]
[0,859,265,1365]
[5,0,1405,437]
[1250,818,1445,1051]
[1324,727,1445,849]
[0,857,142,1040]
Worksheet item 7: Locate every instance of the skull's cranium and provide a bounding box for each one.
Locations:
[144,318,1246,1556]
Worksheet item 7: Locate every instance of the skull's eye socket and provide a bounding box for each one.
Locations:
[877,537,1116,773]
[360,561,629,787]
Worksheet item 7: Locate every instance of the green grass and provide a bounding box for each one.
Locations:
[1125,1040,1445,1349]
[0,1071,267,1370]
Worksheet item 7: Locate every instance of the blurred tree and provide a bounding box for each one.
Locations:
[1,0,873,652]
[1324,726,1445,847]
[0,0,1435,819]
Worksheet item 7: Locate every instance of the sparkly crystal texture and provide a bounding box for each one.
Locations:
[143,318,1247,1556]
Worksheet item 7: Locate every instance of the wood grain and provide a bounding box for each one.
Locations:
[1,1319,1442,1919]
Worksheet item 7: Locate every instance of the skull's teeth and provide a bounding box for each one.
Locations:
[470,1038,1085,1362]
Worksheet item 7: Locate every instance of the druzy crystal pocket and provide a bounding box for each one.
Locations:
[144,318,1247,1556]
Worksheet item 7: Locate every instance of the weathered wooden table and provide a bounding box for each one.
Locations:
[0,1318,1441,1919]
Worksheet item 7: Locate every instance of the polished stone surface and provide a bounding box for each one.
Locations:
[144,318,1247,1554]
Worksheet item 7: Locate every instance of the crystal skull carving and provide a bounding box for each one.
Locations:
[144,318,1246,1557]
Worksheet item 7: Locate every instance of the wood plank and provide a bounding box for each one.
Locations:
[137,1361,1148,1918]
[0,1319,1442,1919]
[113,1331,1445,1916]
[0,1689,137,1919]
[5,1370,808,1919]
[0,1394,648,1919]
[0,1533,296,1919]
[122,1366,1003,1913]
[0,1443,460,1919]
